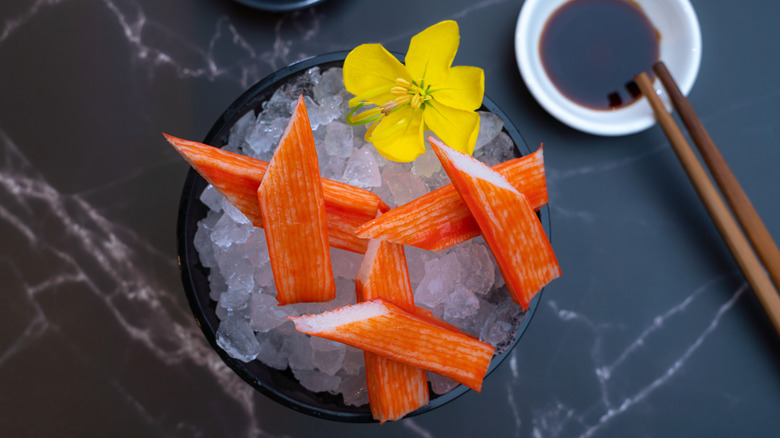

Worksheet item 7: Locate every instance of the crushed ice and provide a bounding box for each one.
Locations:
[196,66,529,403]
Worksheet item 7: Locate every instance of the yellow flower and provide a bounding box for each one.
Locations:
[344,20,485,162]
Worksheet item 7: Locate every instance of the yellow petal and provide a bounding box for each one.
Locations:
[406,21,459,85]
[370,108,426,162]
[423,103,480,156]
[343,44,410,105]
[431,66,485,111]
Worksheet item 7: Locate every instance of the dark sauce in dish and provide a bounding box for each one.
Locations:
[540,0,660,110]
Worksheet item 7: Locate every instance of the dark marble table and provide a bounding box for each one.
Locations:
[1,0,778,436]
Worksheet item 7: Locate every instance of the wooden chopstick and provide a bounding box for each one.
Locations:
[653,61,780,294]
[634,70,780,336]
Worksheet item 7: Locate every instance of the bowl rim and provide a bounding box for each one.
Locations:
[514,0,702,136]
[177,50,550,422]
[232,0,326,12]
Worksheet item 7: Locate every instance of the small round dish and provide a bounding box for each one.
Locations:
[515,0,702,136]
[177,51,549,422]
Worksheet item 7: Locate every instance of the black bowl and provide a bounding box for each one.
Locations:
[177,51,550,422]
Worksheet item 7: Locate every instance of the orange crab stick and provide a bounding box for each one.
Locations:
[288,298,495,392]
[429,137,560,310]
[354,146,547,251]
[257,96,335,305]
[163,133,387,253]
[356,238,415,309]
[356,238,429,423]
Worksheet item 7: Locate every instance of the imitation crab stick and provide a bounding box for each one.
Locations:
[429,137,560,310]
[354,146,547,251]
[356,238,429,423]
[257,96,335,305]
[163,133,388,253]
[325,209,370,254]
[288,298,495,392]
[356,238,416,310]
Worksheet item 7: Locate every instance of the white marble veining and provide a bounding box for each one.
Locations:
[534,280,745,438]
[0,1,320,435]
[0,127,273,435]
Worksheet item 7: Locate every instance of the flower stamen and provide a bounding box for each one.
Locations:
[381,101,398,116]
[395,78,412,88]
[410,94,421,108]
[394,95,411,106]
[391,86,408,96]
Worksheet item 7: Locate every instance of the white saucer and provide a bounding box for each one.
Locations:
[515,0,702,136]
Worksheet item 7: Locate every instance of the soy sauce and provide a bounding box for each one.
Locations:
[540,0,660,110]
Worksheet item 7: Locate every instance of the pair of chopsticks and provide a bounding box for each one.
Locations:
[635,62,780,336]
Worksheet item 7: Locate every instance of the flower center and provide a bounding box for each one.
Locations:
[345,77,433,143]
[391,78,431,110]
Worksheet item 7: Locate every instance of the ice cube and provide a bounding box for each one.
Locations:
[477,131,516,167]
[455,241,495,296]
[199,184,224,212]
[208,269,227,302]
[215,303,229,320]
[382,162,429,206]
[244,230,270,267]
[210,215,237,248]
[480,296,525,352]
[249,292,288,332]
[482,319,513,349]
[493,259,506,289]
[323,121,354,159]
[261,86,295,123]
[313,67,345,103]
[458,299,497,337]
[245,117,287,158]
[222,197,250,224]
[317,94,345,127]
[404,245,430,287]
[341,345,365,376]
[331,277,358,308]
[253,260,275,288]
[319,155,347,181]
[211,211,251,248]
[427,372,460,395]
[223,256,255,294]
[443,284,480,320]
[415,252,462,308]
[219,289,250,312]
[301,95,323,130]
[294,368,343,393]
[216,313,262,362]
[342,144,382,188]
[256,330,288,370]
[283,333,315,371]
[412,148,442,179]
[194,211,221,268]
[337,370,369,406]
[310,336,343,352]
[226,110,257,152]
[330,247,363,279]
[311,337,346,376]
[474,111,504,151]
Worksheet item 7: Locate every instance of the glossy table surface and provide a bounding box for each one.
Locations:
[1,0,778,436]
